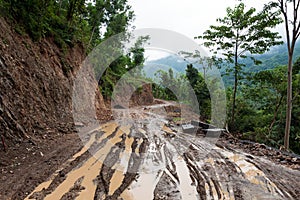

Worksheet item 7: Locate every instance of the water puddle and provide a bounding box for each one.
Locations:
[135,138,143,155]
[75,156,102,200]
[44,155,99,200]
[108,128,133,196]
[162,125,173,133]
[25,129,99,200]
[37,124,126,200]
[97,122,118,142]
[24,180,52,200]
[123,171,163,200]
[120,190,134,200]
[108,169,125,196]
[175,157,198,200]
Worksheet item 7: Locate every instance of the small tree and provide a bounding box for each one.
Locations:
[270,0,300,150]
[196,2,283,129]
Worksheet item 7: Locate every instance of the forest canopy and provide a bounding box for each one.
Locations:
[0,0,134,51]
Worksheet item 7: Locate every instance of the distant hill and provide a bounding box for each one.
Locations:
[144,42,300,86]
[220,42,300,86]
[238,42,300,73]
[142,62,180,80]
[143,54,202,79]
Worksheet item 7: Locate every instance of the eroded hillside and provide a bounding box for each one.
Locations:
[0,17,106,142]
[0,17,106,199]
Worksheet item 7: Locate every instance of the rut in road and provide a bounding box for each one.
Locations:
[25,107,299,200]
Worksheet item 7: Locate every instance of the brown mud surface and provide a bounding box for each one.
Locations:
[0,132,82,199]
[1,101,300,200]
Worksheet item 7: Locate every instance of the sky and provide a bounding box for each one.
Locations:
[127,0,286,60]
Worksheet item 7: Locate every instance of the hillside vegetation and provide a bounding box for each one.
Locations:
[0,0,138,144]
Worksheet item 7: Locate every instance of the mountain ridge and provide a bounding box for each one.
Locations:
[144,42,300,81]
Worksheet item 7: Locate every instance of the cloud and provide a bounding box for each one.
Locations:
[128,0,283,40]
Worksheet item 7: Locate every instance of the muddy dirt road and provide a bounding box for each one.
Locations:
[24,103,300,200]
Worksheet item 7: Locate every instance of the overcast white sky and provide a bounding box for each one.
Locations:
[128,0,285,39]
[128,0,286,60]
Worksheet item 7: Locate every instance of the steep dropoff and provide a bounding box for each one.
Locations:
[0,17,105,143]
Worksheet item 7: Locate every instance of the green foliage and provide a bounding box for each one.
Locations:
[233,57,300,154]
[152,63,212,120]
[220,42,300,87]
[269,0,300,150]
[199,3,282,62]
[99,56,128,98]
[197,2,283,128]
[98,36,149,99]
[153,68,177,101]
[0,0,137,100]
[185,64,211,119]
[0,0,134,50]
[186,64,199,86]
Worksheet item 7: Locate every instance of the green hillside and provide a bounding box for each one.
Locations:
[240,42,300,73]
[220,42,300,86]
[145,42,300,84]
[144,55,189,76]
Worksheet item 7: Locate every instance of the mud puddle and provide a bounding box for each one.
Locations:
[25,102,300,200]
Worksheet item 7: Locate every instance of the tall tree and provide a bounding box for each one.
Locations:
[86,0,133,49]
[271,0,300,150]
[197,3,282,129]
[66,0,85,22]
[186,64,211,119]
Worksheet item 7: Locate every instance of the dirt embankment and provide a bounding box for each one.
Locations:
[111,81,155,109]
[0,17,105,142]
[130,84,154,106]
[0,17,106,199]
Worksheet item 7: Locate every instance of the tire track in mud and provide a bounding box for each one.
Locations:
[26,105,299,200]
[181,143,293,200]
[26,123,121,199]
[26,122,151,200]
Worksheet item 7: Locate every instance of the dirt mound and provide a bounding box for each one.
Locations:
[130,83,154,106]
[111,82,154,108]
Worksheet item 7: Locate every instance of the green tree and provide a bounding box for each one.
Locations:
[0,0,133,50]
[197,2,283,129]
[237,58,300,153]
[290,57,300,152]
[86,0,133,49]
[186,64,199,87]
[66,0,85,22]
[186,64,211,119]
[270,0,300,150]
[154,68,177,100]
[127,35,150,75]
[99,36,148,99]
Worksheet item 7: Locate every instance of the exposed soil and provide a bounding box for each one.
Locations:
[0,132,82,199]
[2,101,298,200]
[0,16,106,200]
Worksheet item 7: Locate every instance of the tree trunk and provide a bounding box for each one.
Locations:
[268,95,283,135]
[231,39,239,128]
[67,0,76,22]
[284,53,293,150]
[231,66,238,126]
